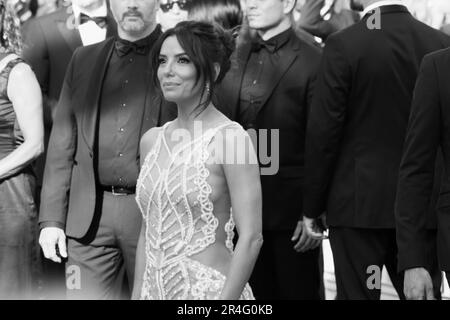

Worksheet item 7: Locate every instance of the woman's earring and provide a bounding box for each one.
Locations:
[205,82,211,96]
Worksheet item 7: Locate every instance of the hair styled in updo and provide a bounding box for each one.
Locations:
[151,20,236,115]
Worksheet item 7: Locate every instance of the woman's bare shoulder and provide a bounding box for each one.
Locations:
[141,126,162,143]
[140,126,163,157]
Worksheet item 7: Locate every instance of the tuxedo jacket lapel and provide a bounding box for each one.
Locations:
[140,78,161,137]
[253,40,300,116]
[81,37,115,154]
[140,27,164,135]
[105,11,117,38]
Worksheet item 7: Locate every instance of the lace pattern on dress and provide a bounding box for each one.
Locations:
[136,121,252,300]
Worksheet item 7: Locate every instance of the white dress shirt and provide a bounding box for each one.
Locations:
[362,0,404,17]
[72,2,108,46]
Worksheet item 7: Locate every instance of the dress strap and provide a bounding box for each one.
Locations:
[161,120,173,130]
[0,56,25,77]
[0,55,25,97]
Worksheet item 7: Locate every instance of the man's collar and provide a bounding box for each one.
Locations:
[72,1,108,19]
[264,28,293,52]
[253,27,293,53]
[362,0,404,17]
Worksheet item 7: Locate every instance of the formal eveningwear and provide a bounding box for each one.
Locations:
[39,26,176,299]
[304,5,450,299]
[396,47,450,275]
[136,121,254,300]
[0,56,40,299]
[215,27,324,299]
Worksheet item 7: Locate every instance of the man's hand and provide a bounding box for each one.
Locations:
[303,215,328,240]
[39,227,68,263]
[291,220,322,252]
[404,267,435,300]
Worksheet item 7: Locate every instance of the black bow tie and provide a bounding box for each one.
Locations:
[79,13,107,29]
[251,37,277,53]
[115,38,149,57]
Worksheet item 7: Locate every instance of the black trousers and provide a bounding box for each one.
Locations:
[329,227,442,300]
[65,191,142,300]
[249,230,323,300]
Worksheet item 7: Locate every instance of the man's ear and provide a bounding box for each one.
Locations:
[283,0,297,15]
[213,62,221,82]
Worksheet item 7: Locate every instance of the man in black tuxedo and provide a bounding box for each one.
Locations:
[22,0,117,299]
[22,0,117,189]
[303,0,450,299]
[38,0,175,299]
[215,0,323,299]
[396,48,450,299]
[23,0,117,114]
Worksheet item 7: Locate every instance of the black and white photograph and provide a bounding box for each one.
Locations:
[0,0,450,306]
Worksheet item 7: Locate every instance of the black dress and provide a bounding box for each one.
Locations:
[0,55,40,299]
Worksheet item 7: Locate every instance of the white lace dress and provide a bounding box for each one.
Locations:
[136,121,254,300]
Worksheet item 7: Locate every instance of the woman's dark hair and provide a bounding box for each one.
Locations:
[188,0,243,32]
[151,20,236,116]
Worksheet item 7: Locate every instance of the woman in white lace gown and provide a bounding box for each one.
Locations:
[132,21,263,300]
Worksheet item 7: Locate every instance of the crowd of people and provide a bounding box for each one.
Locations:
[0,0,450,300]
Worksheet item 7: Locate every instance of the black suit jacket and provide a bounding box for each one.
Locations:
[396,48,450,271]
[441,24,450,36]
[215,30,322,231]
[39,37,176,239]
[304,5,450,228]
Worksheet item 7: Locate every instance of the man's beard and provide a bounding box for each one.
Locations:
[120,19,147,34]
[120,11,147,34]
[350,0,364,11]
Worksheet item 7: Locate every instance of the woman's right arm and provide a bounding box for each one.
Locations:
[218,127,263,300]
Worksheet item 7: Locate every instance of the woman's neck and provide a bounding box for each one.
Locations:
[176,101,215,131]
[174,90,214,127]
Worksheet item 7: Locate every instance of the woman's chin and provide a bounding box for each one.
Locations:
[162,93,180,103]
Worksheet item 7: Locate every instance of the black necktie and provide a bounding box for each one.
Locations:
[79,13,107,29]
[114,38,149,57]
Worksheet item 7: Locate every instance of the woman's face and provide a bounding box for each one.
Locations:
[157,0,189,31]
[157,35,202,104]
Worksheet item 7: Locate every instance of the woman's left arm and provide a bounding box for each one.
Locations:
[219,127,263,300]
[0,62,44,180]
